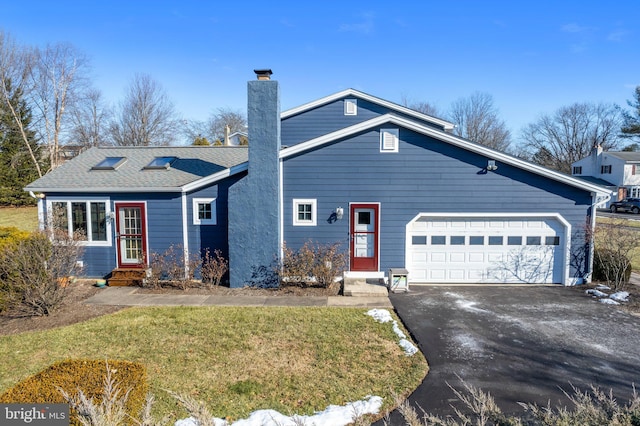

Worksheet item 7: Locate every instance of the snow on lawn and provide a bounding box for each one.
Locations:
[366,309,419,356]
[175,396,383,426]
[600,298,620,305]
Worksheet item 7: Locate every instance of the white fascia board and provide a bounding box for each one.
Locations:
[181,163,248,193]
[281,88,455,131]
[280,113,612,196]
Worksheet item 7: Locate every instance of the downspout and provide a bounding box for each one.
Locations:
[585,191,612,284]
[181,192,190,279]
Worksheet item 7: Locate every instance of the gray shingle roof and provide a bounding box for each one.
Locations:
[26,146,248,192]
[607,152,640,162]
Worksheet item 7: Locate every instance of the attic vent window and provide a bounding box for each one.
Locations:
[380,129,399,153]
[344,99,357,116]
[92,157,126,170]
[144,156,176,169]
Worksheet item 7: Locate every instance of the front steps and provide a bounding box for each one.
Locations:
[107,268,146,287]
[343,271,389,297]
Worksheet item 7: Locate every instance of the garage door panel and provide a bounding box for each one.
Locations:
[430,252,446,262]
[450,252,465,262]
[408,215,564,284]
[468,252,484,262]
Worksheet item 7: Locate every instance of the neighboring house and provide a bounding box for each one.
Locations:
[571,146,640,205]
[26,70,611,287]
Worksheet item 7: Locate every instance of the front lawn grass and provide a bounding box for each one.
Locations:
[0,206,38,232]
[0,306,427,423]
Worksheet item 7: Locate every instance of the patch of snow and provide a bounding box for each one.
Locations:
[399,339,419,356]
[366,308,393,324]
[596,285,611,291]
[175,396,383,426]
[366,309,418,356]
[586,289,608,298]
[599,298,620,305]
[610,291,629,302]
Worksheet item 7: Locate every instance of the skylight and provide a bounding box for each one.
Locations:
[144,156,176,169]
[92,157,126,170]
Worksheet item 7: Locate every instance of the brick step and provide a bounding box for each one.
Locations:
[108,268,147,287]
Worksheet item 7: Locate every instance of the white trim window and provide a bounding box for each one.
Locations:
[293,199,317,226]
[193,198,216,225]
[344,99,357,116]
[380,128,399,153]
[47,199,112,246]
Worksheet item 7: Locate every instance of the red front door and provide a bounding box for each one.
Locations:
[350,204,379,271]
[115,202,147,268]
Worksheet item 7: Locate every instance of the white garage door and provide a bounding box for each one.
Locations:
[407,214,567,284]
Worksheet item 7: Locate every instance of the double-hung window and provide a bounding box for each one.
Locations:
[293,199,317,226]
[48,200,111,246]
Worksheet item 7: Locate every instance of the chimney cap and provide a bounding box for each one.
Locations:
[254,69,273,80]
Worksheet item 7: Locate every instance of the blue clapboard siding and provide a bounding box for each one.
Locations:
[186,173,245,266]
[282,127,593,279]
[281,97,446,147]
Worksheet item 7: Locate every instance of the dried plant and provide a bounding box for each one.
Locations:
[0,230,83,316]
[201,248,228,287]
[279,240,347,288]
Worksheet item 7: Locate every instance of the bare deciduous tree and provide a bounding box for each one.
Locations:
[448,92,512,151]
[401,94,441,117]
[0,31,42,177]
[184,107,246,145]
[521,102,622,173]
[69,88,111,147]
[29,42,89,169]
[109,73,180,146]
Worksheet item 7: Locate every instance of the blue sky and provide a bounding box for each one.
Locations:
[3,0,639,144]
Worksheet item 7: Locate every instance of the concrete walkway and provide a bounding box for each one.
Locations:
[85,286,393,308]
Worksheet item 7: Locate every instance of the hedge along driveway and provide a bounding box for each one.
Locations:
[0,306,427,422]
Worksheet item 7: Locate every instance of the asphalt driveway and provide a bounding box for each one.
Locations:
[377,285,640,425]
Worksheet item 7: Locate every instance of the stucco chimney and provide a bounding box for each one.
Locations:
[228,70,281,288]
[224,125,230,146]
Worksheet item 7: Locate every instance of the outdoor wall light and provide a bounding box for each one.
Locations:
[487,160,498,171]
[336,207,344,220]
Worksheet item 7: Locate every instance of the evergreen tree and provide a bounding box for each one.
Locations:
[621,86,640,141]
[0,80,42,206]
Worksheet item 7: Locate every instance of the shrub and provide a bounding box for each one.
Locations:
[591,220,640,290]
[201,248,228,286]
[144,244,203,289]
[0,359,147,426]
[593,248,632,288]
[0,226,31,250]
[0,230,83,316]
[279,241,347,288]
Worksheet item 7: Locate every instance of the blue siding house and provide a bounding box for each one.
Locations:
[26,70,611,287]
